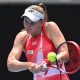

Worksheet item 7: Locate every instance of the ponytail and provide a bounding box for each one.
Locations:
[38,3,48,21]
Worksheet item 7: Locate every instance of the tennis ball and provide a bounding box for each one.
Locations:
[47,52,57,62]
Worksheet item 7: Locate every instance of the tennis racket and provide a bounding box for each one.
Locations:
[43,41,80,74]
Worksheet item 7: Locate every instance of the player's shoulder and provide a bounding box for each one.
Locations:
[46,21,58,27]
[15,29,28,42]
[45,21,59,30]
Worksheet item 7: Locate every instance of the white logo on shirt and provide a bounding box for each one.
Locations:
[32,41,37,45]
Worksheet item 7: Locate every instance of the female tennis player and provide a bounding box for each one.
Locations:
[7,3,70,80]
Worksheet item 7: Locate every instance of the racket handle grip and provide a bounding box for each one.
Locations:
[43,63,48,68]
[43,59,51,68]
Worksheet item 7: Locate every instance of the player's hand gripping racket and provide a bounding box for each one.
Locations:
[43,41,80,74]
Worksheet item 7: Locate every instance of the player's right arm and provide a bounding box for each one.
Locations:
[7,31,44,73]
[7,31,33,72]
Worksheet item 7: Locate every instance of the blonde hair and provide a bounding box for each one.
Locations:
[26,3,48,21]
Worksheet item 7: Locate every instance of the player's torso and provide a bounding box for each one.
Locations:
[24,27,69,80]
[24,28,55,62]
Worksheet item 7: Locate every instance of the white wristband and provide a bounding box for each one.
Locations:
[43,63,48,68]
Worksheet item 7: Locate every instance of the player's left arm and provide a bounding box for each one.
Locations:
[46,21,69,63]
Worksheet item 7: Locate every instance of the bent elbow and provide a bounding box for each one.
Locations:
[65,52,69,62]
[7,61,14,72]
[67,51,69,59]
[7,60,17,72]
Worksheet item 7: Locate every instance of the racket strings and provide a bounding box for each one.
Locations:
[65,43,80,73]
[49,41,80,74]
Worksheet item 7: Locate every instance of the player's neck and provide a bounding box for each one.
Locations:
[31,31,41,38]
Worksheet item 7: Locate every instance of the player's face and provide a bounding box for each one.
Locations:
[23,17,43,36]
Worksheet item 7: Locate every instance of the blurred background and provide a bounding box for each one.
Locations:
[1,0,80,4]
[0,0,80,80]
